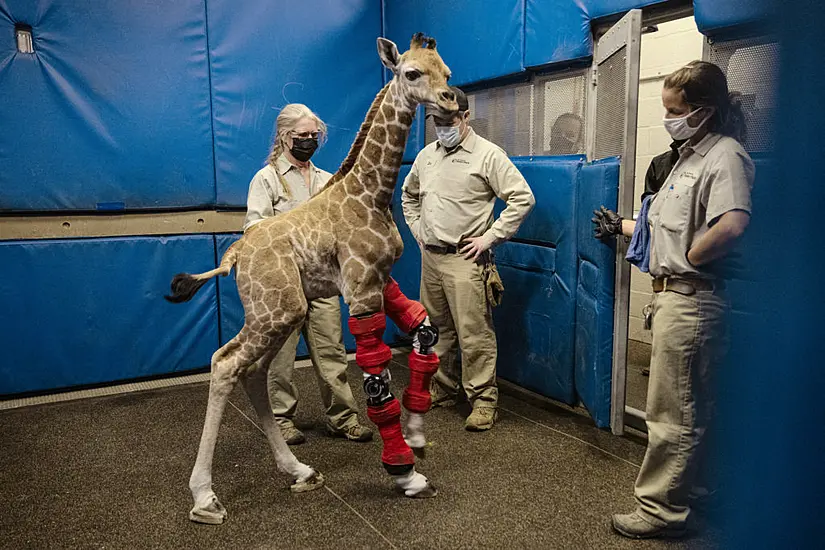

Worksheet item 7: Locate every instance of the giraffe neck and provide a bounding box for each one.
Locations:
[345,79,415,211]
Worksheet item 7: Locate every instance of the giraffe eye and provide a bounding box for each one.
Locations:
[405,70,421,81]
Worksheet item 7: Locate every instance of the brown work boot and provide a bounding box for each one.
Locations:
[464,406,497,431]
[278,422,306,445]
[325,422,374,442]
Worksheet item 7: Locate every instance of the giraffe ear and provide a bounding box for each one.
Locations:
[377,37,400,73]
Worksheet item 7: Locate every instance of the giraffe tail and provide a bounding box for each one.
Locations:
[164,240,242,303]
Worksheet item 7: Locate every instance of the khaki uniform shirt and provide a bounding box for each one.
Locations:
[647,132,754,279]
[243,154,332,231]
[401,129,535,248]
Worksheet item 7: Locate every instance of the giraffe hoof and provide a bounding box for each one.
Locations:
[290,470,325,493]
[189,495,227,525]
[406,481,438,499]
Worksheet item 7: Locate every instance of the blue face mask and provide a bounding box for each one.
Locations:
[435,125,462,148]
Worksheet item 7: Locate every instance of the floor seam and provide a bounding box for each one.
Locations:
[227,400,400,550]
[499,406,642,469]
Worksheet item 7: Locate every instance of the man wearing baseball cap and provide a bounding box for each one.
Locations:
[402,86,535,431]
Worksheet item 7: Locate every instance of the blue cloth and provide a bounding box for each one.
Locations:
[626,195,653,273]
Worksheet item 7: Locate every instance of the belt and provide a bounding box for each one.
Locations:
[652,277,722,295]
[425,244,459,254]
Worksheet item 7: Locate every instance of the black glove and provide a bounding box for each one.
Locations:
[592,206,623,240]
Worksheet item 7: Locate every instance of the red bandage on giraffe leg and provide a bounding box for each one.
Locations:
[348,313,393,375]
[367,398,415,470]
[383,278,427,334]
[403,350,440,413]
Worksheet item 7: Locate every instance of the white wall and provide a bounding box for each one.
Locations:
[629,17,704,344]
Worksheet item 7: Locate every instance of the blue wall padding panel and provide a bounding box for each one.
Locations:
[0,235,219,395]
[506,157,583,248]
[207,0,383,206]
[495,242,576,404]
[585,0,668,19]
[574,158,620,428]
[383,0,524,86]
[524,1,671,68]
[0,1,215,211]
[694,0,775,37]
[492,158,582,404]
[524,0,592,67]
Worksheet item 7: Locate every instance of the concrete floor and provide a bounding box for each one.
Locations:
[0,353,721,550]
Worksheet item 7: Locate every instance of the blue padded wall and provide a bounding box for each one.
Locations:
[524,0,668,69]
[207,0,383,206]
[493,157,581,404]
[0,1,214,211]
[383,0,524,86]
[0,235,219,395]
[525,0,592,67]
[694,0,775,38]
[574,158,620,428]
[585,0,668,19]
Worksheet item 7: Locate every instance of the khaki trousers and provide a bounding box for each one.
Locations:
[267,296,360,431]
[420,249,498,407]
[634,289,728,527]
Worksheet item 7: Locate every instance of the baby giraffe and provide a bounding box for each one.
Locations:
[166,33,457,524]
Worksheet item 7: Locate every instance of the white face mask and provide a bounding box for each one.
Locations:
[435,125,462,148]
[663,108,713,140]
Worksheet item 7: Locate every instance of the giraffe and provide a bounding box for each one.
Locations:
[165,33,457,525]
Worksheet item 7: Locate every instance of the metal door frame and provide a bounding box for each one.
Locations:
[585,9,643,436]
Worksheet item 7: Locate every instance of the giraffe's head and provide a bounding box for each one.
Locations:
[377,33,457,116]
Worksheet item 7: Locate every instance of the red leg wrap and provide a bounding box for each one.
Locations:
[348,313,393,375]
[367,398,414,466]
[403,350,440,413]
[383,278,427,334]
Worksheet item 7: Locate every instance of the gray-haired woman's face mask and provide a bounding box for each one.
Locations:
[290,137,318,161]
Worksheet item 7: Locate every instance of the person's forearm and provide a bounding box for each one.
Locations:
[621,219,635,238]
[687,211,750,266]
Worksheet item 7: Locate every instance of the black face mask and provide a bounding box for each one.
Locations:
[290,137,318,162]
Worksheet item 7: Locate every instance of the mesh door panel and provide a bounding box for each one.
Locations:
[707,38,779,153]
[535,72,588,156]
[594,47,628,160]
[423,71,588,157]
[424,83,532,156]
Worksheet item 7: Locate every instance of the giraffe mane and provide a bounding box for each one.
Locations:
[321,83,391,192]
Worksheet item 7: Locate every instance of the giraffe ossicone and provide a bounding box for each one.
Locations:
[166,32,457,524]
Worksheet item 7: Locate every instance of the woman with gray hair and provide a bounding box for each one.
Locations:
[243,103,372,445]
